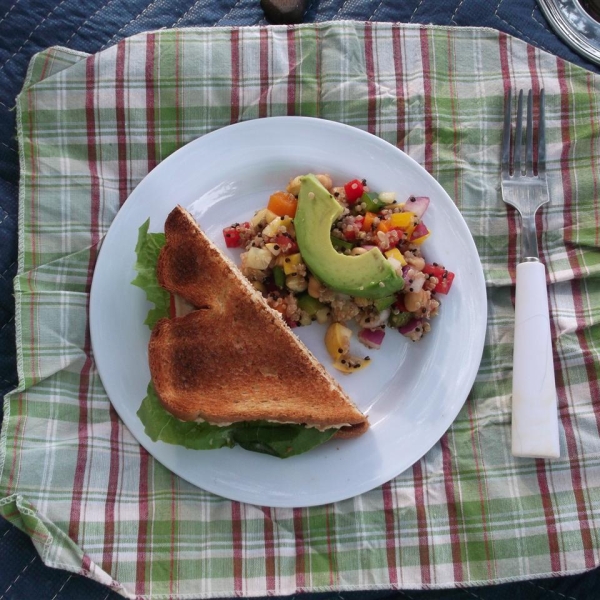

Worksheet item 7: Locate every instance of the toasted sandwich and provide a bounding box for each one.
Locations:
[148,205,369,439]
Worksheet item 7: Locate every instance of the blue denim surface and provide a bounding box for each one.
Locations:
[1,1,599,598]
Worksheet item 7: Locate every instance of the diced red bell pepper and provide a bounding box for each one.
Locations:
[223,226,241,248]
[274,233,299,253]
[423,263,455,294]
[343,179,365,203]
[435,270,455,294]
[394,296,407,312]
[344,228,357,241]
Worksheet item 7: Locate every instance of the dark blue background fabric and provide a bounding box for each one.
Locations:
[1,1,599,598]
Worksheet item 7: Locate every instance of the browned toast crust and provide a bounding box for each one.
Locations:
[149,206,369,432]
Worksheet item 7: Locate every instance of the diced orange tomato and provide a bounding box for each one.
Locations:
[377,220,392,234]
[362,211,377,232]
[267,191,298,218]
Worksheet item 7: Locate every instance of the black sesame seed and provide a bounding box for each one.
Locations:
[338,348,343,353]
[365,356,371,361]
[409,287,414,292]
[433,262,438,266]
[361,179,367,185]
[341,359,346,364]
[285,258,290,262]
[274,244,280,250]
[334,192,339,197]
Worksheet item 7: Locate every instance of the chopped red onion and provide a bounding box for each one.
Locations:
[406,196,430,218]
[358,327,386,349]
[398,318,421,335]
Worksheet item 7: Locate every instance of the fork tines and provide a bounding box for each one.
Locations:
[502,88,546,179]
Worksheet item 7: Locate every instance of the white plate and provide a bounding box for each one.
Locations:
[90,117,487,508]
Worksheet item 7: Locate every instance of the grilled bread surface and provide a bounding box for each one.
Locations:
[149,206,368,435]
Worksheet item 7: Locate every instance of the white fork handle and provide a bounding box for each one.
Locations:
[511,261,560,458]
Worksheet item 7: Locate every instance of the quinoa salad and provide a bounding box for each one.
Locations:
[222,174,455,373]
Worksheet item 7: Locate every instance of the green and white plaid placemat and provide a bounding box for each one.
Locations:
[2,21,600,599]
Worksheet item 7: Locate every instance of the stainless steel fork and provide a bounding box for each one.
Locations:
[501,88,560,458]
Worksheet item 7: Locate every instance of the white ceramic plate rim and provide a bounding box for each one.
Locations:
[90,117,487,507]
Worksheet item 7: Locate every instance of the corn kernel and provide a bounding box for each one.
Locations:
[283,252,303,275]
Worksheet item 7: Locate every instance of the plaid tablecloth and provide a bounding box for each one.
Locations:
[1,21,600,599]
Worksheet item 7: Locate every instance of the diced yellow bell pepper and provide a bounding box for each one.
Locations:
[282,252,303,275]
[384,247,407,266]
[389,212,415,230]
[332,355,370,373]
[412,231,431,246]
[324,322,352,360]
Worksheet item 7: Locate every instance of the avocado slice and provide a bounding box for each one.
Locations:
[295,174,404,299]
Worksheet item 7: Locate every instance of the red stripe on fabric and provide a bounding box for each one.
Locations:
[412,461,431,584]
[392,23,405,150]
[557,61,595,568]
[232,502,243,594]
[39,50,53,82]
[498,33,518,282]
[381,482,398,585]
[135,448,149,597]
[498,33,511,95]
[525,46,565,573]
[102,406,121,573]
[262,508,276,592]
[446,32,461,211]
[145,33,157,172]
[293,508,306,589]
[286,27,297,116]
[535,458,561,571]
[116,40,128,205]
[467,404,493,579]
[259,27,269,118]
[440,435,463,582]
[230,29,240,124]
[69,55,100,543]
[81,553,92,574]
[364,22,377,135]
[419,28,433,173]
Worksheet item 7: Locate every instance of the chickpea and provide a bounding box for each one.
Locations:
[286,175,302,195]
[286,274,308,293]
[406,254,425,270]
[316,173,333,190]
[403,289,429,312]
[307,275,323,298]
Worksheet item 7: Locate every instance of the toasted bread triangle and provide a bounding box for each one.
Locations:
[148,206,368,434]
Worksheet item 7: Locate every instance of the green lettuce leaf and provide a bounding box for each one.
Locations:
[131,219,170,328]
[132,219,336,458]
[137,382,336,458]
